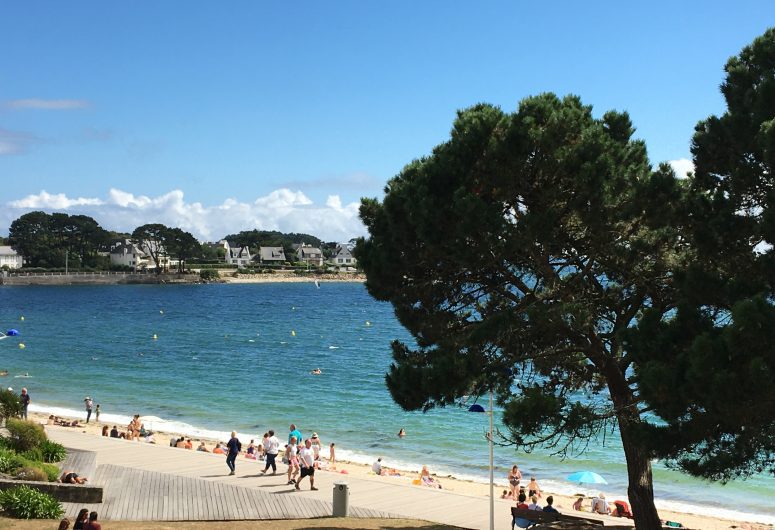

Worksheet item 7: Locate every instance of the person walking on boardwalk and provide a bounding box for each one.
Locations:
[295,438,318,491]
[226,431,241,475]
[84,397,93,423]
[261,430,280,475]
[19,388,30,420]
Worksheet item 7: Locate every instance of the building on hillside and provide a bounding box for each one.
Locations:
[0,246,24,269]
[220,240,252,268]
[328,244,357,268]
[295,244,324,267]
[257,246,286,265]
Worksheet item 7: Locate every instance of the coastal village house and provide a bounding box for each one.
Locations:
[257,246,286,265]
[110,240,175,271]
[295,244,324,266]
[328,244,357,268]
[0,246,24,269]
[220,240,252,268]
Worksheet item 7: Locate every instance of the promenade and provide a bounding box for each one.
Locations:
[47,428,620,529]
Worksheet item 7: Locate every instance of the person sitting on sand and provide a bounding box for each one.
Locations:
[372,457,385,475]
[419,465,442,489]
[59,471,88,484]
[501,489,513,500]
[110,426,119,438]
[197,441,209,452]
[176,437,187,448]
[572,495,585,511]
[591,493,611,515]
[48,415,55,425]
[543,496,558,513]
[247,439,256,458]
[184,438,193,450]
[101,425,109,437]
[213,442,225,454]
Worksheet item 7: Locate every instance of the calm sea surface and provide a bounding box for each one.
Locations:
[0,283,772,523]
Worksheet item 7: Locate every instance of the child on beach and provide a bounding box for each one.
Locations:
[286,437,300,484]
[95,404,100,423]
[329,442,336,470]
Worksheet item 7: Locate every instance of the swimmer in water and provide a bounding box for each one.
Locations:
[398,428,406,437]
[311,368,322,375]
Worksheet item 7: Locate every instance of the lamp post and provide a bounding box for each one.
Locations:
[488,389,494,530]
[469,391,495,530]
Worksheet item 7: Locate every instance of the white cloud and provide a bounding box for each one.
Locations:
[0,128,38,155]
[2,188,366,243]
[669,158,694,179]
[9,191,103,209]
[4,99,89,110]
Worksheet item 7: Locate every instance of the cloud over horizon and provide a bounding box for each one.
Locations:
[3,188,366,243]
[4,98,90,110]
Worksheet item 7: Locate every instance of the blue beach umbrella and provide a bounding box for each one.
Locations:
[567,471,608,485]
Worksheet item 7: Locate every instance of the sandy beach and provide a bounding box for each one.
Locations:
[218,272,365,284]
[28,411,772,530]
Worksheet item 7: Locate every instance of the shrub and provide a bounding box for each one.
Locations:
[0,485,63,519]
[14,466,48,482]
[0,437,13,450]
[5,419,46,452]
[0,449,58,481]
[0,389,22,424]
[40,440,66,463]
[20,448,43,462]
[199,269,220,281]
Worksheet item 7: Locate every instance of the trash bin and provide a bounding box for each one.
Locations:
[332,481,349,517]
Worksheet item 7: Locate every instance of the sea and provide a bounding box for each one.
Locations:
[0,283,772,524]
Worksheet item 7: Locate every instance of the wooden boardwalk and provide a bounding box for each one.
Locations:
[61,464,391,521]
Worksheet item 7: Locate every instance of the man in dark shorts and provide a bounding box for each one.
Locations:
[20,388,30,420]
[295,438,318,491]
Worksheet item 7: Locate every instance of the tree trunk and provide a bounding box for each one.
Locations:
[604,358,663,529]
[619,421,662,529]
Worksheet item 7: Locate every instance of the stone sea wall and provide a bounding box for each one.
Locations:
[0,272,200,285]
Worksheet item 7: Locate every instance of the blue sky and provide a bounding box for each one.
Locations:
[1,2,773,241]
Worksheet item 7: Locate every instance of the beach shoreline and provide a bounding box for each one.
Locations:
[219,272,365,284]
[26,410,773,530]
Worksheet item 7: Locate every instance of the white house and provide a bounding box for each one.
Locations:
[0,246,24,269]
[296,244,324,266]
[109,241,150,270]
[221,240,252,268]
[328,244,357,268]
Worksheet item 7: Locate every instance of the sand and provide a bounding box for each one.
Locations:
[27,412,773,530]
[218,271,365,283]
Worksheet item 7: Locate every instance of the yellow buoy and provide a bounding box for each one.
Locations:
[153,334,158,340]
[20,316,24,321]
[291,330,296,337]
[18,343,25,349]
[159,310,164,314]
[365,321,371,326]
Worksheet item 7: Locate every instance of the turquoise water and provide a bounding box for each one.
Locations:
[0,284,772,523]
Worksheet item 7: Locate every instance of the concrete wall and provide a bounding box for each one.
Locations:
[0,478,103,503]
[0,272,200,286]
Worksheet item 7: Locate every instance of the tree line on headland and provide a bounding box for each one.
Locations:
[354,29,775,529]
[1,211,334,271]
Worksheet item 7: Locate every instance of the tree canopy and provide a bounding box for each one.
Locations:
[356,30,775,528]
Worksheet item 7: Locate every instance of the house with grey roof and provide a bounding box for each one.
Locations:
[257,246,286,265]
[296,244,324,266]
[328,244,357,268]
[110,241,150,270]
[221,240,252,268]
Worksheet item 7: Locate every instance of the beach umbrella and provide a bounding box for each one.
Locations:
[567,471,608,485]
[468,403,486,413]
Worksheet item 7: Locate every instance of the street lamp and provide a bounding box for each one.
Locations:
[469,390,495,530]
